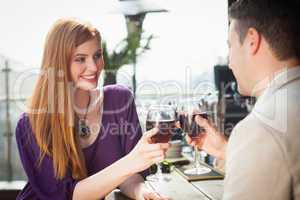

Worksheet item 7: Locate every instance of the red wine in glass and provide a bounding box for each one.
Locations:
[145,105,175,182]
[177,112,189,133]
[188,112,208,140]
[146,120,176,143]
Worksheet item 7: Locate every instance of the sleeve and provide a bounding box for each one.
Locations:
[117,86,150,179]
[15,114,78,200]
[223,117,291,200]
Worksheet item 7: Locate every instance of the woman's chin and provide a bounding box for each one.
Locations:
[77,81,98,91]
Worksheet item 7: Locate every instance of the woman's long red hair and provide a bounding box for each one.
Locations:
[28,18,101,180]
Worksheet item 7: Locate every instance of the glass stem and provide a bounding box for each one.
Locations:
[156,163,162,178]
[194,147,201,173]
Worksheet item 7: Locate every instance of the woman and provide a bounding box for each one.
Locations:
[16,18,170,200]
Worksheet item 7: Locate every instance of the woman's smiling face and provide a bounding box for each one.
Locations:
[70,38,104,91]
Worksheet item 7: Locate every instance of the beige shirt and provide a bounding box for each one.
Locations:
[224,66,300,200]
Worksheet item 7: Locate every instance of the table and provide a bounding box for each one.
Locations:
[106,170,223,200]
[0,165,223,200]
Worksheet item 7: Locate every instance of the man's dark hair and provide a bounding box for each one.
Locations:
[229,0,300,60]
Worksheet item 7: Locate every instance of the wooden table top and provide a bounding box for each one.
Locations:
[106,170,223,200]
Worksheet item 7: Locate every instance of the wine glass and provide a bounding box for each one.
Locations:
[145,105,176,182]
[178,98,212,175]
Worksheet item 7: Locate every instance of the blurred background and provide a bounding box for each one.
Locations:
[0,0,252,198]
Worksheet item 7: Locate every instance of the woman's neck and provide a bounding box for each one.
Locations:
[74,88,91,118]
[73,87,102,117]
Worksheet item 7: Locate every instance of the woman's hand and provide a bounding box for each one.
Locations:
[136,182,171,200]
[185,116,227,160]
[119,174,171,200]
[140,187,171,200]
[125,128,170,174]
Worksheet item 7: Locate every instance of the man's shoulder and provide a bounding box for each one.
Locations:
[228,113,284,157]
[230,113,269,140]
[224,113,292,200]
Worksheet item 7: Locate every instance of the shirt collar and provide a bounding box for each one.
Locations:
[251,66,300,133]
[255,66,300,104]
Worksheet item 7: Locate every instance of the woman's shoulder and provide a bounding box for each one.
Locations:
[103,84,132,96]
[16,113,30,129]
[103,84,133,101]
[102,84,135,113]
[15,113,32,140]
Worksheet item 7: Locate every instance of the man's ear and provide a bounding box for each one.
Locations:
[246,27,261,55]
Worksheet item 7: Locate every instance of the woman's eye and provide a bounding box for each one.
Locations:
[75,57,85,63]
[93,53,102,60]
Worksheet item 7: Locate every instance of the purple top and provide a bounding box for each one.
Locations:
[16,85,148,200]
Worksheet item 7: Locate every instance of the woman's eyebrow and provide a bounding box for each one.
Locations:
[94,49,102,53]
[74,49,102,57]
[74,53,88,57]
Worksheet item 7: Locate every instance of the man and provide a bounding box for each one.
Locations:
[187,0,300,199]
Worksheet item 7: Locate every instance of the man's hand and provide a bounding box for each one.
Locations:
[185,115,228,160]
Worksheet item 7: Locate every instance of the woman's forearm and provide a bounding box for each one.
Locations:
[119,173,146,199]
[73,127,168,200]
[72,156,134,200]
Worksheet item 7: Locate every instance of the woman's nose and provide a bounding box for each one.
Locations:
[86,59,98,72]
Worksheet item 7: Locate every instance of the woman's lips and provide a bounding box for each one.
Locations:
[80,75,97,83]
